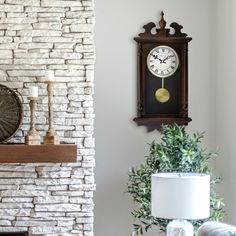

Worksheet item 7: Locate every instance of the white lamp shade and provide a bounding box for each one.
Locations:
[151,173,210,220]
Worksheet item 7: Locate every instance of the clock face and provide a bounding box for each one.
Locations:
[147,45,179,78]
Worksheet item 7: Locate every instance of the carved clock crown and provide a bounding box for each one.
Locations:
[139,11,188,38]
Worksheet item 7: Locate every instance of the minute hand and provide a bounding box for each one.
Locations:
[162,56,169,63]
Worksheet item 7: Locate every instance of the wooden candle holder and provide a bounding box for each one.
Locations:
[43,81,59,145]
[25,97,41,145]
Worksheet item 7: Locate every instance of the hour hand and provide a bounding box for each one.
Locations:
[152,54,163,62]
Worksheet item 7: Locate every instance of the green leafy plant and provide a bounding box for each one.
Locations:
[127,124,224,235]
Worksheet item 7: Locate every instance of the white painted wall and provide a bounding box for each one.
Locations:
[215,0,236,225]
[95,0,216,235]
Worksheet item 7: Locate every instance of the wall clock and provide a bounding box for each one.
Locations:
[133,12,192,131]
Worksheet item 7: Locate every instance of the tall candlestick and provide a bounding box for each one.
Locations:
[25,97,41,145]
[29,86,38,98]
[43,80,59,145]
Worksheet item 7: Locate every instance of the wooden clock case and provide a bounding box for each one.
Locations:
[133,12,192,131]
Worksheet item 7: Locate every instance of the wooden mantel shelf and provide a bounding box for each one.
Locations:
[0,144,77,163]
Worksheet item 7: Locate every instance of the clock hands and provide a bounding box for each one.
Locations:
[160,56,171,64]
[152,54,162,61]
[152,54,170,64]
[162,56,170,63]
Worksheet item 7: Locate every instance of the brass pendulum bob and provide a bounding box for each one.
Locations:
[155,77,170,103]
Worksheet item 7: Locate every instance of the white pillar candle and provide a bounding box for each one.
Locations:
[46,70,54,82]
[29,86,38,97]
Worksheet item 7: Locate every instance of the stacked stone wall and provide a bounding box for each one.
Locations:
[0,0,95,235]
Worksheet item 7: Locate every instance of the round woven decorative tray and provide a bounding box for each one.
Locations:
[0,84,23,142]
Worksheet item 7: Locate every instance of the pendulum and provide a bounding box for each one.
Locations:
[155,77,170,103]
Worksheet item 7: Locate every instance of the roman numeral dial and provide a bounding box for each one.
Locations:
[147,45,179,78]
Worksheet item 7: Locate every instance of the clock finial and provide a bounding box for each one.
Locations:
[159,11,166,29]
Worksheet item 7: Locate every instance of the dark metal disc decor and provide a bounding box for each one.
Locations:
[0,84,23,142]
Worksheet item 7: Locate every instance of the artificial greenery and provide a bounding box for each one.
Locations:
[127,124,224,235]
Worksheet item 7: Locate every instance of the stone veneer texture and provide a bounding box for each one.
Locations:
[0,0,95,235]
